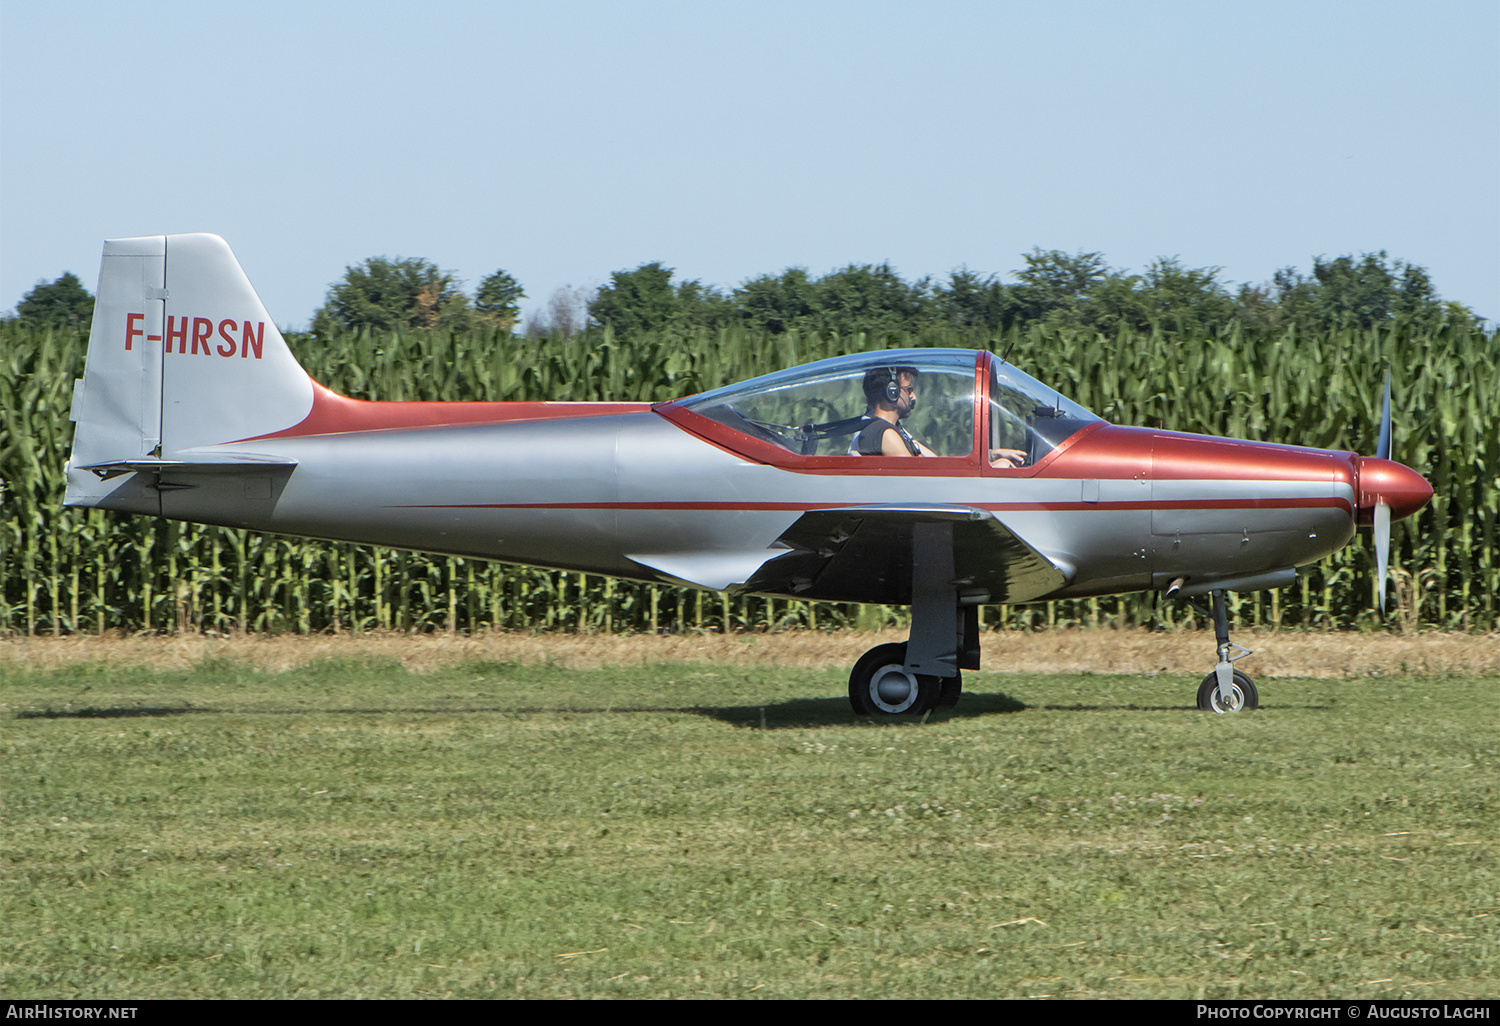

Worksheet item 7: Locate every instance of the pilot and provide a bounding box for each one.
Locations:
[852,366,936,457]
[852,365,1027,466]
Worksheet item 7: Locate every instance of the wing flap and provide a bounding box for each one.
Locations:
[627,550,782,592]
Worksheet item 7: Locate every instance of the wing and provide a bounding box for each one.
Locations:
[736,504,1069,605]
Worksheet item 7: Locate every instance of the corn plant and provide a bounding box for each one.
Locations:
[1,315,1494,635]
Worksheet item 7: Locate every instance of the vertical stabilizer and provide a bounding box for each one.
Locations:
[157,234,313,453]
[65,234,314,509]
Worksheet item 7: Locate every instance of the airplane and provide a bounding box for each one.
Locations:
[62,234,1433,717]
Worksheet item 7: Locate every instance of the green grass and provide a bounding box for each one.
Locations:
[2,656,1495,998]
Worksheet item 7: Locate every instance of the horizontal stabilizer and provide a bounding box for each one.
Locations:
[77,452,298,480]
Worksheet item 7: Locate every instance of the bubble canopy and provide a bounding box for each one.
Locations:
[666,349,1101,469]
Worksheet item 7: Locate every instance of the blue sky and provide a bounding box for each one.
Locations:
[2,0,1496,327]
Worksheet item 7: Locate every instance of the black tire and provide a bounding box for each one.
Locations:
[936,671,963,709]
[1196,669,1258,713]
[848,642,941,718]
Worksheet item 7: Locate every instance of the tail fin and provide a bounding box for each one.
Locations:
[65,234,313,508]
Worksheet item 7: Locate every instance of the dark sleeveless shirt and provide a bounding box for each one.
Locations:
[853,418,921,456]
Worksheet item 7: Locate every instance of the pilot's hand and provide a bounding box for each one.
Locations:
[988,448,1026,468]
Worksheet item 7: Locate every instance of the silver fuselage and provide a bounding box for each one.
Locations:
[129,411,1357,604]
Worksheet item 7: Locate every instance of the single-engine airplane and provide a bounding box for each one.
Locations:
[63,234,1433,715]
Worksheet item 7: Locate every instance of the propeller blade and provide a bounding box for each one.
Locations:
[1376,370,1392,461]
[1374,501,1391,613]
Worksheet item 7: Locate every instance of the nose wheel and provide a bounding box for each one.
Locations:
[1196,668,1258,713]
[1185,587,1259,714]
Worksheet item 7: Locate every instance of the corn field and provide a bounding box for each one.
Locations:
[2,317,1495,636]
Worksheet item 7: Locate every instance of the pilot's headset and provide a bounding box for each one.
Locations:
[884,367,901,405]
[863,366,914,411]
[884,367,915,411]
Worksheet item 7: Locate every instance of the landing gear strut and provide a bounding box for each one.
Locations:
[1190,588,1259,713]
[848,522,979,718]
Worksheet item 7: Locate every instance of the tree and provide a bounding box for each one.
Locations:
[312,257,472,335]
[934,267,1012,330]
[589,262,725,338]
[16,272,94,328]
[735,268,818,334]
[1312,253,1403,328]
[1269,252,1454,331]
[543,285,592,338]
[811,263,930,336]
[475,269,525,333]
[1010,249,1109,325]
[589,262,677,337]
[674,278,736,330]
[1117,258,1235,336]
[1233,281,1281,335]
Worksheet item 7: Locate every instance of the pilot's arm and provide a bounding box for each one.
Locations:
[988,447,1026,467]
[884,428,936,458]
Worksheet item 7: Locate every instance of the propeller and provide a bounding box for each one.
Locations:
[1358,370,1431,618]
[1375,372,1392,613]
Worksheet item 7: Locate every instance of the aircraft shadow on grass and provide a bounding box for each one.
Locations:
[16,705,204,720]
[11,694,1327,725]
[12,691,1025,727]
[702,691,1028,728]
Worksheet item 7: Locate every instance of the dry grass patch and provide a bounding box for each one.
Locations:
[3,627,1498,677]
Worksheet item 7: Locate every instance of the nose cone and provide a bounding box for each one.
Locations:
[1357,457,1433,524]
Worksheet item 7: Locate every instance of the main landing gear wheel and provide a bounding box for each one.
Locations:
[937,673,963,709]
[848,642,942,718]
[1196,669,1258,713]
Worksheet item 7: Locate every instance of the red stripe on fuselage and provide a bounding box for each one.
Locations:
[389,496,1353,514]
[238,379,650,442]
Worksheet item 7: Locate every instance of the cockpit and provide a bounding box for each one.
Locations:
[660,348,1102,473]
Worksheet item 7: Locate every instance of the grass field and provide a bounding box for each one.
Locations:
[1,633,1495,999]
